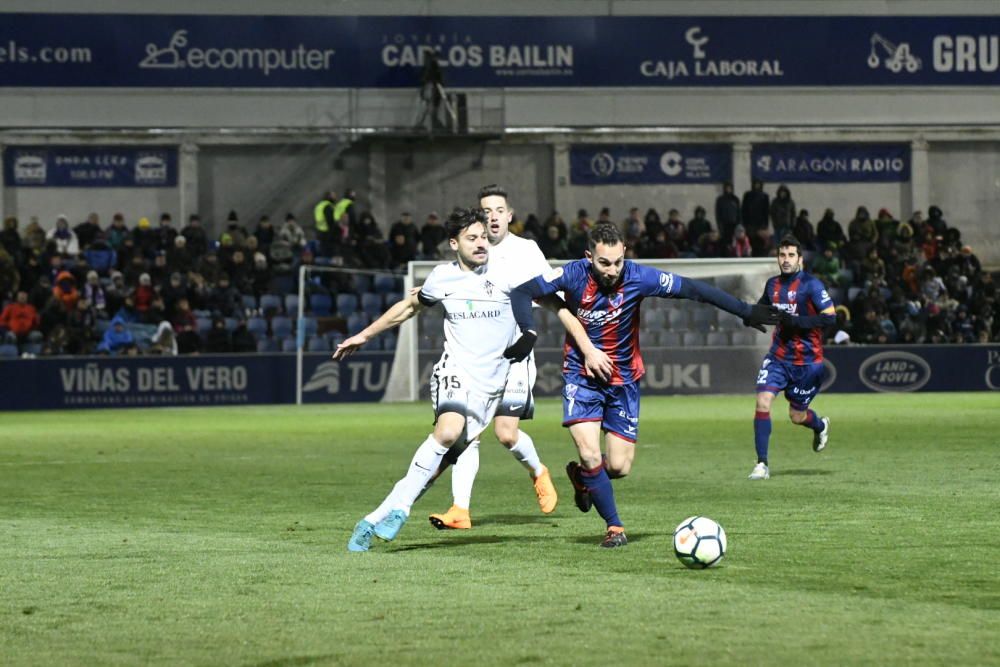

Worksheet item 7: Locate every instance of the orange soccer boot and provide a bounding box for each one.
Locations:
[428,505,472,530]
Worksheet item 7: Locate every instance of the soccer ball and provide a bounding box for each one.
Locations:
[673,516,727,569]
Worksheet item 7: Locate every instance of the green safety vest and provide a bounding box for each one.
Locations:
[314,200,333,232]
[333,197,353,223]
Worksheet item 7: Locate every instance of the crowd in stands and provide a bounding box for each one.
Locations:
[0,182,996,357]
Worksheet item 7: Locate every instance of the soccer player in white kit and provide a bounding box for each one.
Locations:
[337,208,538,552]
[429,184,613,530]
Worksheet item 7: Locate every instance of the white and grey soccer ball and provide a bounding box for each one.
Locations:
[673,516,727,569]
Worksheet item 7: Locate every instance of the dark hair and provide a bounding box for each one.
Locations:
[587,222,624,252]
[777,235,802,254]
[445,207,487,240]
[477,184,508,203]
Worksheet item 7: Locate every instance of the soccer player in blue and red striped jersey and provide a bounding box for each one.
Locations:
[517,223,779,547]
[749,235,837,481]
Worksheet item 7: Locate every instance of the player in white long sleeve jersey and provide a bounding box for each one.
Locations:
[338,208,537,552]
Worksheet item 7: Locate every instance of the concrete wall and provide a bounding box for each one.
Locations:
[928,143,1000,264]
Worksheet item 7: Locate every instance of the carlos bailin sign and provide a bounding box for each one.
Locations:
[0,347,996,410]
[0,14,997,88]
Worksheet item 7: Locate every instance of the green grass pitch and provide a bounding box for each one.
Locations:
[2,393,998,666]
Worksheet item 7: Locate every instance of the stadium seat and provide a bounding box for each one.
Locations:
[706,331,731,346]
[373,274,398,294]
[309,293,333,316]
[271,316,293,339]
[682,331,707,347]
[659,332,683,347]
[667,309,690,331]
[281,337,298,352]
[847,286,864,303]
[307,336,329,352]
[0,344,20,358]
[301,317,318,337]
[269,274,295,294]
[381,331,398,351]
[384,291,403,306]
[644,310,667,329]
[361,292,382,317]
[828,287,846,305]
[223,317,239,332]
[326,331,346,347]
[346,312,370,334]
[241,294,257,312]
[692,307,717,330]
[247,317,268,338]
[259,293,282,316]
[284,294,300,315]
[256,338,278,353]
[731,330,763,345]
[195,317,212,335]
[21,342,43,356]
[353,274,373,294]
[336,293,359,315]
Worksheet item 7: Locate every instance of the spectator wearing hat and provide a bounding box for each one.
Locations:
[811,243,842,287]
[47,215,80,257]
[792,209,816,251]
[134,273,156,314]
[96,315,135,355]
[132,217,158,258]
[224,210,249,247]
[82,270,108,316]
[686,206,713,250]
[769,184,797,241]
[816,209,846,251]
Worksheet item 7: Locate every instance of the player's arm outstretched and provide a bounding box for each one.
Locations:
[333,291,426,360]
[640,266,780,331]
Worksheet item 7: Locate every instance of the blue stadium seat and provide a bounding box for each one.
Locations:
[326,331,345,347]
[336,293,359,315]
[659,332,683,347]
[195,317,213,335]
[301,317,318,337]
[0,344,20,358]
[256,338,278,353]
[692,307,717,330]
[667,309,690,331]
[381,331,398,352]
[284,294,300,315]
[361,292,383,317]
[224,317,240,332]
[731,330,763,346]
[271,316,293,339]
[241,294,257,312]
[21,342,43,356]
[307,336,329,352]
[281,337,298,352]
[644,310,667,329]
[683,332,707,347]
[346,312,370,334]
[384,292,403,306]
[247,317,268,338]
[353,274,373,294]
[373,274,398,294]
[259,293,282,316]
[309,293,333,316]
[706,331,731,346]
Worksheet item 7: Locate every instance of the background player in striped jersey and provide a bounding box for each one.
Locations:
[516,223,780,547]
[337,208,537,551]
[749,235,836,480]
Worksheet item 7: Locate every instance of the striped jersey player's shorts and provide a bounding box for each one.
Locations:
[430,353,504,446]
[756,357,826,410]
[561,373,641,443]
[495,353,536,420]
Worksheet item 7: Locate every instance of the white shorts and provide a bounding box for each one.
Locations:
[430,354,502,445]
[496,353,536,420]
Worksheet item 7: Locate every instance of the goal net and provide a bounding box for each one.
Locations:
[383,258,776,402]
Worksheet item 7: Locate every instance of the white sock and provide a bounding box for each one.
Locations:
[451,440,480,510]
[364,434,449,523]
[391,434,450,513]
[508,430,544,477]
